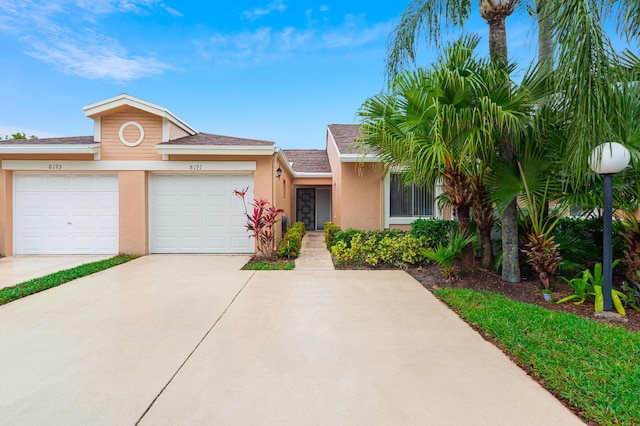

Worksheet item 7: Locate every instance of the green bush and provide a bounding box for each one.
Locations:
[324,222,341,248]
[289,221,306,237]
[277,229,303,259]
[410,219,457,249]
[330,232,426,267]
[332,228,408,249]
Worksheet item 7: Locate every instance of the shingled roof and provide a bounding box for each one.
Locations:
[327,124,362,154]
[282,150,331,174]
[158,132,274,146]
[0,136,94,145]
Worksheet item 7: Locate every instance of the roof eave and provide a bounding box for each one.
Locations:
[155,144,276,156]
[339,153,379,163]
[0,144,101,155]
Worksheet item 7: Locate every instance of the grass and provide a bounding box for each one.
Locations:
[435,288,640,426]
[244,260,295,270]
[0,254,138,306]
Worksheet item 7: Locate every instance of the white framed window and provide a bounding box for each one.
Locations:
[384,172,441,227]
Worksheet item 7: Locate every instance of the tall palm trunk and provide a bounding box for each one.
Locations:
[457,205,475,272]
[480,0,521,283]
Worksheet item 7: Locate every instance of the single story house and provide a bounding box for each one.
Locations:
[0,94,444,256]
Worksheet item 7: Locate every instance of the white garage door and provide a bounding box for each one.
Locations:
[149,173,254,253]
[14,172,119,254]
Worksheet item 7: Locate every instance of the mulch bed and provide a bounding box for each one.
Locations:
[406,265,640,332]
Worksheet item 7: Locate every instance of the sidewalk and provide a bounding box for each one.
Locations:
[294,231,335,271]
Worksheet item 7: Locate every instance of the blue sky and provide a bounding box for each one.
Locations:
[0,1,624,149]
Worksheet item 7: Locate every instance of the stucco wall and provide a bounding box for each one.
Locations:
[100,107,163,161]
[169,122,189,141]
[0,170,12,256]
[326,130,343,227]
[118,171,148,255]
[338,162,384,230]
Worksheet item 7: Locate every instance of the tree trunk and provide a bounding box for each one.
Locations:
[535,0,554,73]
[487,17,508,63]
[501,199,521,282]
[479,225,494,270]
[457,205,475,273]
[482,9,521,283]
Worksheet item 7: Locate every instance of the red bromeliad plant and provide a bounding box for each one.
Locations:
[234,187,284,260]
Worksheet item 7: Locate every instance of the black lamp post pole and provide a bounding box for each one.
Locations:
[603,173,613,312]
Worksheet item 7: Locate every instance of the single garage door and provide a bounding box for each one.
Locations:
[149,173,254,253]
[14,172,119,254]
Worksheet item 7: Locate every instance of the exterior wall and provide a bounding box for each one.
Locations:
[118,171,148,254]
[0,169,12,256]
[100,107,163,161]
[338,162,385,230]
[169,122,189,141]
[326,130,343,227]
[275,159,294,232]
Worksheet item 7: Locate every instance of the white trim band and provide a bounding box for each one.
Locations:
[2,160,257,171]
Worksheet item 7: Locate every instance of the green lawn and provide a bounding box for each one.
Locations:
[0,254,138,306]
[435,288,640,426]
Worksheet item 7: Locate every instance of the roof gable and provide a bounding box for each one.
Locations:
[83,94,197,136]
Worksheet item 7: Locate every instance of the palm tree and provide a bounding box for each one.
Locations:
[360,35,532,272]
[385,0,639,283]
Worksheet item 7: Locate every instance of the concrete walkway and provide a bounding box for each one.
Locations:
[0,249,583,425]
[294,231,334,271]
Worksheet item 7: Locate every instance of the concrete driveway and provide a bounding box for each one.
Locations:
[0,255,582,425]
[0,255,112,289]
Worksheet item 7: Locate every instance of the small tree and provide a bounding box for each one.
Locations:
[234,188,284,260]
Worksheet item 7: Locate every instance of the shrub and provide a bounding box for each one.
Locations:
[277,228,303,259]
[410,219,457,249]
[324,222,341,248]
[330,231,426,267]
[289,221,306,237]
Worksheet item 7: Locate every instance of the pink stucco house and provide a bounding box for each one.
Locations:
[0,94,442,256]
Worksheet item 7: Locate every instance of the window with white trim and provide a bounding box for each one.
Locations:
[384,173,438,227]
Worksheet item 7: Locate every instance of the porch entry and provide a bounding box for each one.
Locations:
[295,187,331,231]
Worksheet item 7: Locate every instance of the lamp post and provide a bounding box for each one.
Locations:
[588,142,630,311]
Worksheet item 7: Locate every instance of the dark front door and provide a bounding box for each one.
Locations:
[296,188,316,231]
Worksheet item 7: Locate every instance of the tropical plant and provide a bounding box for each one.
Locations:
[422,231,477,279]
[234,187,284,260]
[384,0,640,284]
[621,271,640,312]
[359,35,532,273]
[556,261,627,315]
[617,209,640,282]
[323,222,341,248]
[518,163,565,291]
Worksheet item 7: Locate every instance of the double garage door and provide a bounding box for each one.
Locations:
[14,172,254,255]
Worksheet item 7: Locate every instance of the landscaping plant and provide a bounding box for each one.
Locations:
[234,187,284,260]
[276,221,306,259]
[323,221,341,249]
[518,163,564,292]
[617,210,640,282]
[421,231,476,279]
[556,261,628,315]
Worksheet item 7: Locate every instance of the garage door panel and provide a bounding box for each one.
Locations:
[150,173,254,253]
[14,173,118,255]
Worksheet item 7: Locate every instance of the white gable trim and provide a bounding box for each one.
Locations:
[0,144,100,155]
[83,94,197,136]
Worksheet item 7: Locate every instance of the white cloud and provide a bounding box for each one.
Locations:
[0,0,179,81]
[243,0,287,20]
[197,14,391,65]
[26,28,170,80]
